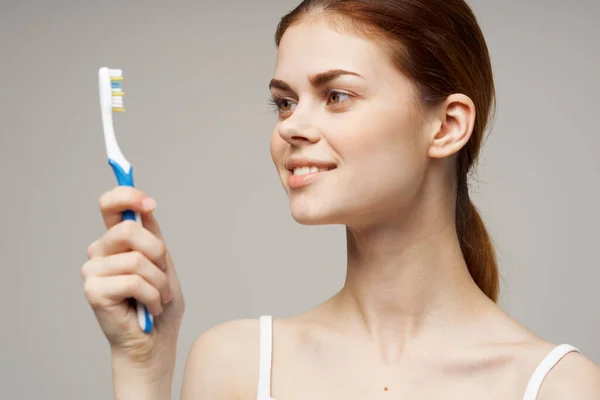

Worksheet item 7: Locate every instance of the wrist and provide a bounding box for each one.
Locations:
[111,350,174,400]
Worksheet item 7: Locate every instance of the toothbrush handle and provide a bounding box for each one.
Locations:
[108,159,154,334]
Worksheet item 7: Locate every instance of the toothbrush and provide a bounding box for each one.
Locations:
[98,67,153,334]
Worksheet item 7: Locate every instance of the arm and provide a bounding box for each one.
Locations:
[538,352,600,400]
[110,318,257,400]
[180,319,259,400]
[112,355,174,400]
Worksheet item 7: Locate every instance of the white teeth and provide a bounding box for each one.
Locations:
[293,166,330,176]
[294,167,310,176]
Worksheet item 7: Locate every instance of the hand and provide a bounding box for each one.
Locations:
[82,186,185,371]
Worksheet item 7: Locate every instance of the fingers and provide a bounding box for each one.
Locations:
[98,186,161,238]
[81,251,173,305]
[83,274,165,316]
[140,209,164,243]
[87,220,168,272]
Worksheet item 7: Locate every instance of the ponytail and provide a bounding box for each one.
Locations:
[455,176,499,302]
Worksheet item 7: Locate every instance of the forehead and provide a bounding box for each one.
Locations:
[274,18,388,81]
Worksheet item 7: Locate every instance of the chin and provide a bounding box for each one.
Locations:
[289,193,402,230]
[288,195,343,226]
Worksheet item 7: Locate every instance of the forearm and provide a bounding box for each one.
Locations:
[111,355,174,400]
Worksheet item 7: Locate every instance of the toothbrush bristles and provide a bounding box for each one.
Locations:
[110,74,125,112]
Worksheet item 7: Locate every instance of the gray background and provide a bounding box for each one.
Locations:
[1,0,598,398]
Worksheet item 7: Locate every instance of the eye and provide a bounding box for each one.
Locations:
[267,90,353,116]
[268,95,296,115]
[326,91,351,105]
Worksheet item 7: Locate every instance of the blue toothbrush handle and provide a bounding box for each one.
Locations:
[108,158,154,334]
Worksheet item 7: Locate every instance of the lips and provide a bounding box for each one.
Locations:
[284,158,337,189]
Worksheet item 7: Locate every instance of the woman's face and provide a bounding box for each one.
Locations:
[269,17,436,228]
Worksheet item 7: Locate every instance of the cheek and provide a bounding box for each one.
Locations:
[328,105,426,197]
[331,101,423,165]
[269,129,285,164]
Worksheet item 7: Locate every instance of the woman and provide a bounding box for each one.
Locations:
[81,0,600,399]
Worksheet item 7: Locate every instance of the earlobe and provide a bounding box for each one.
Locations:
[427,94,476,159]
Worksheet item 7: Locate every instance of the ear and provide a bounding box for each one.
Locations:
[427,94,476,159]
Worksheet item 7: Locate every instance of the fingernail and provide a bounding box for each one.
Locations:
[142,197,156,211]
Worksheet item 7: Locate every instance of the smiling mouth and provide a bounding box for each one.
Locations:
[285,164,337,189]
[290,166,336,176]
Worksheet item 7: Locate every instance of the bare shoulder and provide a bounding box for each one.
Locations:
[538,350,600,400]
[181,318,261,400]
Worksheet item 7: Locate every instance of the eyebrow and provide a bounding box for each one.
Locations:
[268,69,364,91]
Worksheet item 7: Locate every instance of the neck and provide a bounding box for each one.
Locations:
[326,200,495,359]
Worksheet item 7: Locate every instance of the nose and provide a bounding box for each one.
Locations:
[277,109,320,146]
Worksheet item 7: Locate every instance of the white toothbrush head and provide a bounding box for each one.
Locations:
[98,67,130,171]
